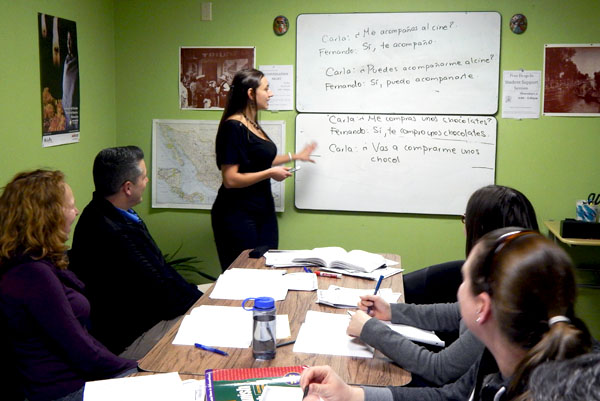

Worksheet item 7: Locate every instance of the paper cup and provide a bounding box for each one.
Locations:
[576,200,597,222]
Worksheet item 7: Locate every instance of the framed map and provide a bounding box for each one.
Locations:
[151,119,285,211]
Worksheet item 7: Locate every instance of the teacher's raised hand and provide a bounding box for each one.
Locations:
[295,141,318,163]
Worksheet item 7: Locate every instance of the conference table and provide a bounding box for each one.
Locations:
[139,249,411,387]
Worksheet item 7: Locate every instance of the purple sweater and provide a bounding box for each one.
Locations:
[0,257,136,401]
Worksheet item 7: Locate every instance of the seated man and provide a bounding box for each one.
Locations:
[69,146,201,359]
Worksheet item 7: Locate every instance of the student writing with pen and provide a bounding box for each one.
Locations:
[302,229,592,401]
[347,185,540,388]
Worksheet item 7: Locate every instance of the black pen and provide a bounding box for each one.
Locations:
[276,340,296,348]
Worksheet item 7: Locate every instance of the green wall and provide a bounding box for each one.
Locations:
[113,0,600,278]
[1,0,116,213]
[1,1,599,332]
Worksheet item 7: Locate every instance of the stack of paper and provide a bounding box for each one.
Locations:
[281,272,318,291]
[264,251,310,268]
[317,285,401,308]
[172,305,291,347]
[294,311,374,358]
[209,268,288,300]
[320,265,403,280]
[83,372,204,401]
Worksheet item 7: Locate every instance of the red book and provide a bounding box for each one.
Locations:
[205,366,306,401]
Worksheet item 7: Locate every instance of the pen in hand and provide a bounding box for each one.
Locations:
[194,343,229,356]
[366,275,384,316]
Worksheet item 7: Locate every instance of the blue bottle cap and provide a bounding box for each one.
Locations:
[242,296,275,310]
[254,296,275,310]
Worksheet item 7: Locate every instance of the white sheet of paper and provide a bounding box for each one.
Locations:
[181,379,206,401]
[260,385,304,401]
[210,269,288,300]
[293,311,374,358]
[502,70,541,119]
[260,65,294,111]
[282,272,318,291]
[173,305,252,347]
[172,305,291,346]
[317,286,400,308]
[276,314,292,339]
[384,322,445,347]
[84,372,185,401]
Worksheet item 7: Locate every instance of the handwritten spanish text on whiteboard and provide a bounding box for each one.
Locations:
[296,12,501,115]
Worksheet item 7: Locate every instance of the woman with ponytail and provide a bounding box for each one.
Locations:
[211,68,316,270]
[301,227,592,401]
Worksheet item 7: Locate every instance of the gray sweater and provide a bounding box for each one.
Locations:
[360,302,484,386]
[362,349,506,401]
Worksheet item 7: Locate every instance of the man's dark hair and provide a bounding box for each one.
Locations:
[93,146,144,197]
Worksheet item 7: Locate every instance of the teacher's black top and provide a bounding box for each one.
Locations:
[214,120,277,214]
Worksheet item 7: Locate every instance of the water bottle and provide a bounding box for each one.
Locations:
[242,297,276,360]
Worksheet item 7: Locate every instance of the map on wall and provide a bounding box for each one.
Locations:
[151,119,285,211]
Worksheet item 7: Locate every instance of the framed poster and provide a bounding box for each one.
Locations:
[543,44,600,116]
[38,13,80,147]
[179,46,255,110]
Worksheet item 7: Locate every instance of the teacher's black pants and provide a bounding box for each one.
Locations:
[211,207,278,271]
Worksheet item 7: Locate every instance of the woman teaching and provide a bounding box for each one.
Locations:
[0,170,137,401]
[211,68,316,270]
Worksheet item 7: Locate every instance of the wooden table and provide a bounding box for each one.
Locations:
[545,220,600,246]
[545,220,600,288]
[139,250,411,387]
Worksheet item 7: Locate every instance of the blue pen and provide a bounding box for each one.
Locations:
[303,267,313,273]
[366,275,385,315]
[194,343,229,356]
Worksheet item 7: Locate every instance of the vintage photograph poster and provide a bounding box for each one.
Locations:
[38,13,80,147]
[543,44,600,116]
[179,47,255,110]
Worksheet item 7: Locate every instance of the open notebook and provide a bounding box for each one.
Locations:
[265,247,387,273]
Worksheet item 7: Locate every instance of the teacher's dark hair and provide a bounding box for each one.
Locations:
[464,185,538,256]
[93,146,144,197]
[218,69,264,127]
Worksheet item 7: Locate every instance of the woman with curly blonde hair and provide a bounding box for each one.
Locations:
[0,170,136,401]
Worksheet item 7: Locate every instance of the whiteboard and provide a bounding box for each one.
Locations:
[296,12,501,115]
[295,113,496,215]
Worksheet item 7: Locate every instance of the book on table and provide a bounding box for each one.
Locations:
[266,247,386,273]
[205,366,305,401]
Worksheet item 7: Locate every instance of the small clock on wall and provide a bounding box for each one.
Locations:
[510,14,527,34]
